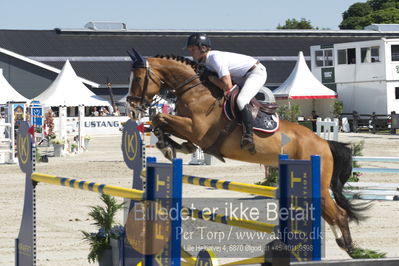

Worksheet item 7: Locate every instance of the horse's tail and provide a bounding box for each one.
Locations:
[327,140,369,223]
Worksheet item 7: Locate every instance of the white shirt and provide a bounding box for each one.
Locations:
[205,50,257,79]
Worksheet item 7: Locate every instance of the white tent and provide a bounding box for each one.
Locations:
[0,69,28,104]
[34,60,110,107]
[273,51,337,118]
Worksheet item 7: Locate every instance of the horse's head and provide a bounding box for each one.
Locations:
[126,49,163,119]
[127,51,210,120]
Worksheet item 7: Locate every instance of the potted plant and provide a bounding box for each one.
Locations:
[81,194,124,265]
[50,138,65,157]
[109,225,125,266]
[84,135,91,150]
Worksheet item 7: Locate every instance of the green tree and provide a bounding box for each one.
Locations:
[340,0,399,29]
[277,103,301,122]
[342,2,373,20]
[333,101,343,118]
[368,0,399,10]
[371,7,399,23]
[277,18,317,29]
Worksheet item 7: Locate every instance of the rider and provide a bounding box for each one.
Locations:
[186,33,267,154]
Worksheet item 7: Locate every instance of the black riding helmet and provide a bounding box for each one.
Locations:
[186,33,211,48]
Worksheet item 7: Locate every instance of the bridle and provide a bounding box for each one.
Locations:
[126,60,163,108]
[127,59,202,109]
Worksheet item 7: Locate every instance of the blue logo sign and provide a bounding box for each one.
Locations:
[31,107,43,126]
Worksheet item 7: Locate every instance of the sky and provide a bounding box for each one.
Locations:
[1,0,367,31]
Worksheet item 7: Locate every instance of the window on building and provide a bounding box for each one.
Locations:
[315,50,323,67]
[396,87,399,100]
[361,46,380,63]
[338,49,347,64]
[371,47,380,62]
[337,48,356,64]
[325,49,333,66]
[391,45,399,61]
[361,48,368,63]
[314,49,333,67]
[348,48,356,64]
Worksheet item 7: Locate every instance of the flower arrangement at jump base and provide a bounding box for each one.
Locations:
[50,138,65,157]
[81,194,124,265]
[71,143,78,153]
[50,138,65,145]
[84,135,91,150]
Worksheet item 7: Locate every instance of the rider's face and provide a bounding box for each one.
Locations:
[187,45,206,62]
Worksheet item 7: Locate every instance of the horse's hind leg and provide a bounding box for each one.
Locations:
[322,190,354,253]
[320,161,354,254]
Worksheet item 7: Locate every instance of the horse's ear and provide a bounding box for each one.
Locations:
[127,48,146,68]
[127,49,137,64]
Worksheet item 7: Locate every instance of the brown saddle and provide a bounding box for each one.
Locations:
[224,86,279,121]
[203,87,279,162]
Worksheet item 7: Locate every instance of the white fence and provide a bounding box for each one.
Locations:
[316,117,339,141]
[0,120,16,164]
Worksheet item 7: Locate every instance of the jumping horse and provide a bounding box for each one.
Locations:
[126,49,366,256]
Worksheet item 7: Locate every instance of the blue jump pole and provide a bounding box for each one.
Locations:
[145,157,182,266]
[278,154,322,262]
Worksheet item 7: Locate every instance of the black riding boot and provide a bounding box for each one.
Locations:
[240,104,256,154]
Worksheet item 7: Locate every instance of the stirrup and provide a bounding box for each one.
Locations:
[240,135,256,155]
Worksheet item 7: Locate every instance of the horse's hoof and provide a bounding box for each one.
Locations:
[156,142,166,149]
[335,237,346,250]
[161,147,175,161]
[336,237,355,255]
[181,142,197,154]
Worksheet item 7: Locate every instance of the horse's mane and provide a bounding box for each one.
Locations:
[154,54,222,98]
[154,54,205,73]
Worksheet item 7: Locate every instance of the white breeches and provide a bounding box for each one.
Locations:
[235,63,267,111]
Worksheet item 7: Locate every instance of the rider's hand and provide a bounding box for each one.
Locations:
[224,84,239,97]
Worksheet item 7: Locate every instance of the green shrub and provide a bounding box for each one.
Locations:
[81,194,124,263]
[256,166,279,187]
[277,103,301,122]
[350,141,364,182]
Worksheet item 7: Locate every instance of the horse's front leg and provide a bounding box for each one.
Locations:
[153,113,194,137]
[152,113,197,160]
[160,136,198,154]
[152,127,176,160]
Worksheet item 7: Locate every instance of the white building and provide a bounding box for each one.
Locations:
[311,38,399,114]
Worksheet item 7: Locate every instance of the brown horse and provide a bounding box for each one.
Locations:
[126,50,366,256]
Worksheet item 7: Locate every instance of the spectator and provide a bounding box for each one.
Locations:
[308,110,319,131]
[102,107,110,116]
[113,107,120,116]
[91,107,99,116]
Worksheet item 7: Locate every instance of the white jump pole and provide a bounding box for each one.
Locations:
[78,105,85,152]
[59,106,67,156]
